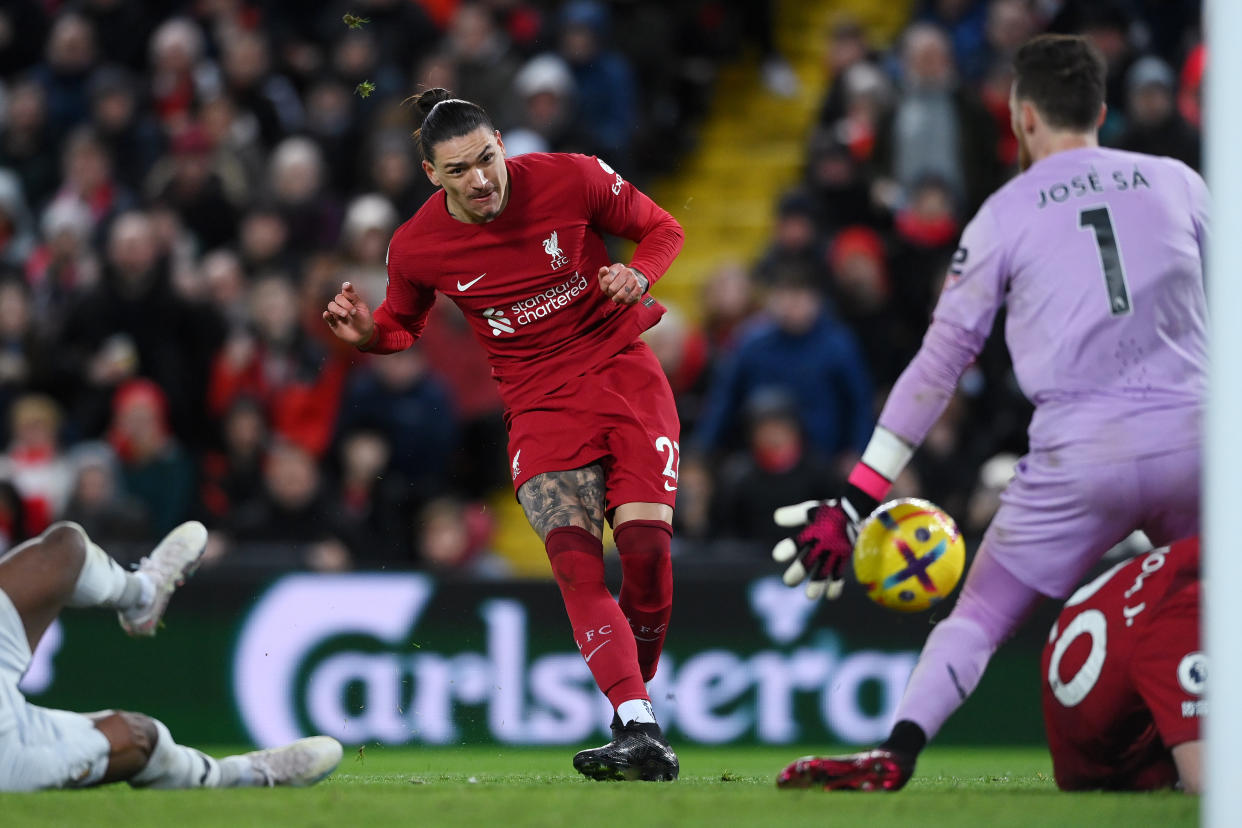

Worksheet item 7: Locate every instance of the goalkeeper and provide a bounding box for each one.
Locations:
[773,34,1205,792]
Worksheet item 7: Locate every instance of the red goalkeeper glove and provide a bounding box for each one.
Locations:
[771,484,881,600]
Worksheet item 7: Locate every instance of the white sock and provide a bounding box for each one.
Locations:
[617,699,657,726]
[66,530,150,611]
[129,719,223,789]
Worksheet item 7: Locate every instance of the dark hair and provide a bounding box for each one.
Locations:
[411,88,494,163]
[1013,34,1107,132]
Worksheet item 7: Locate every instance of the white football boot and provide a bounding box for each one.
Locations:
[119,520,208,637]
[232,737,345,787]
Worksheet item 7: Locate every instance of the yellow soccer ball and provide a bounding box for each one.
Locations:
[852,498,966,612]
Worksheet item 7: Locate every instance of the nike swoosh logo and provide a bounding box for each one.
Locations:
[583,640,611,663]
[663,481,678,491]
[457,273,486,291]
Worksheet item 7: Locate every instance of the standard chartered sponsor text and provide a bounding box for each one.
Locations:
[511,273,590,326]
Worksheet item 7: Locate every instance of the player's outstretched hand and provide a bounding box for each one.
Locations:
[771,498,865,601]
[597,263,648,305]
[322,281,375,347]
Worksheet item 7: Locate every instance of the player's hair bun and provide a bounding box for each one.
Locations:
[415,88,454,117]
[410,90,494,162]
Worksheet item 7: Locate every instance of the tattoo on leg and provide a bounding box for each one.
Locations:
[518,465,606,541]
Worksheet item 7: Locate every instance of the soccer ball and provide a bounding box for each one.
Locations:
[852,498,966,613]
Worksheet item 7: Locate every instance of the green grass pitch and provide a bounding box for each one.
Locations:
[0,744,1197,828]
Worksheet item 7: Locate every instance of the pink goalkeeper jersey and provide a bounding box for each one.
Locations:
[880,146,1209,460]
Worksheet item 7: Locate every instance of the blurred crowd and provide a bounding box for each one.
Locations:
[0,0,1204,575]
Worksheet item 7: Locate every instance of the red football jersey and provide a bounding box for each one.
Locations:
[1041,537,1202,791]
[367,152,684,412]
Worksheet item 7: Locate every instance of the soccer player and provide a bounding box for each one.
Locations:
[0,520,343,791]
[1042,537,1202,793]
[772,34,1206,791]
[322,88,683,781]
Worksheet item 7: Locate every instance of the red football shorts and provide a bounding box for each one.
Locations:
[505,339,680,514]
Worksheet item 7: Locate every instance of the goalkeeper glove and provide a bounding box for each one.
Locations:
[771,483,881,601]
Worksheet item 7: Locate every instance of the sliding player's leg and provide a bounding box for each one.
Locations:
[0,519,207,647]
[0,706,342,790]
[0,521,203,791]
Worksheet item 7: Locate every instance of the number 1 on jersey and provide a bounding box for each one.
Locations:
[1079,206,1132,316]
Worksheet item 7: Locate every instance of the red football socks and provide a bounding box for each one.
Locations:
[614,520,673,682]
[545,526,647,708]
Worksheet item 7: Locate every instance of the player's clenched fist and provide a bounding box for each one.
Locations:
[597,263,648,305]
[322,281,375,348]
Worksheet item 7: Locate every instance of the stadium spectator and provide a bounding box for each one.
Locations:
[0,171,37,272]
[504,53,592,158]
[415,496,510,579]
[304,77,365,197]
[0,394,73,534]
[198,248,249,332]
[1114,56,1200,171]
[755,191,828,290]
[267,136,342,255]
[225,438,351,572]
[917,0,990,82]
[445,3,520,132]
[148,17,208,136]
[0,278,63,427]
[693,259,873,461]
[415,301,506,499]
[60,441,151,544]
[88,66,164,195]
[339,194,399,309]
[208,273,350,458]
[329,427,411,565]
[816,16,880,135]
[826,225,916,385]
[147,126,241,251]
[199,395,269,527]
[237,203,295,275]
[106,379,195,535]
[711,391,840,547]
[367,130,435,219]
[334,346,457,503]
[198,94,265,202]
[31,13,98,141]
[48,127,137,241]
[558,0,638,168]
[642,304,710,437]
[983,0,1036,69]
[873,23,999,214]
[219,30,304,150]
[0,79,60,212]
[888,174,962,323]
[804,136,881,233]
